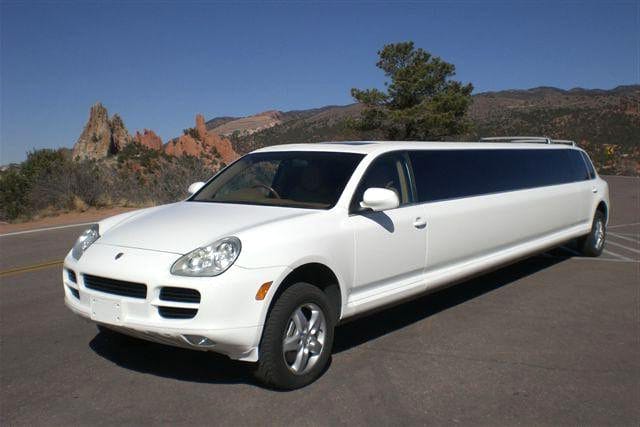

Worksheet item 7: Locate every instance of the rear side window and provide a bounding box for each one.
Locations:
[408,149,590,203]
[580,151,596,179]
[567,150,591,181]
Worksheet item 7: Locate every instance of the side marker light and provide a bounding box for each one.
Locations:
[255,281,273,300]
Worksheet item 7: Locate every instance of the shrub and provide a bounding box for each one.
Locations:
[117,142,165,170]
[0,149,71,220]
[0,147,220,222]
[21,149,69,181]
[182,127,200,140]
[151,155,212,203]
[0,167,30,220]
[28,160,110,212]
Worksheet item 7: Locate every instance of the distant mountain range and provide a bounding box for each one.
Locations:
[201,85,638,174]
[468,85,638,144]
[204,103,370,155]
[206,85,637,148]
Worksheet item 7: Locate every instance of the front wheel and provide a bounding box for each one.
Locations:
[254,282,335,390]
[577,210,606,257]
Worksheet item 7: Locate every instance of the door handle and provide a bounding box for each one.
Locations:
[413,218,427,229]
[592,187,598,194]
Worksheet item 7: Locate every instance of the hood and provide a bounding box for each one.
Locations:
[96,201,315,254]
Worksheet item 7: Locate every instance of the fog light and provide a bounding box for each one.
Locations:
[182,335,215,347]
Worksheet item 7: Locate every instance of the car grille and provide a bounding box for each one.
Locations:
[158,306,198,319]
[83,274,147,299]
[159,287,201,303]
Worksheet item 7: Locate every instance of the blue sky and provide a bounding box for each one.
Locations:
[1,0,638,163]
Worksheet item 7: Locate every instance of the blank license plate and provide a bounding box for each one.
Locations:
[90,296,123,324]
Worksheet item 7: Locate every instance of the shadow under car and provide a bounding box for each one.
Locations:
[90,252,569,387]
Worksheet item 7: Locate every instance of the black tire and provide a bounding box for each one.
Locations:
[577,210,606,257]
[254,282,335,390]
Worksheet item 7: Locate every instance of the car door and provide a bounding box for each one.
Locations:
[345,152,427,303]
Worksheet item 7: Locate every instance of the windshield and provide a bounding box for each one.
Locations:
[191,151,364,209]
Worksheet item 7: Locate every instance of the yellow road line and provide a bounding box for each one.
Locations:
[0,260,63,278]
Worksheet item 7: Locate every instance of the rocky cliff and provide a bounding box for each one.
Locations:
[72,103,133,160]
[109,114,131,152]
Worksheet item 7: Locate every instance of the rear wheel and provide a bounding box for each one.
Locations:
[577,210,606,257]
[255,282,335,390]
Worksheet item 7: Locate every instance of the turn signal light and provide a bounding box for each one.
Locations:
[255,281,273,300]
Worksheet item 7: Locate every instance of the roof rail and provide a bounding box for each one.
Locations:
[318,141,385,145]
[480,136,575,146]
[548,139,576,146]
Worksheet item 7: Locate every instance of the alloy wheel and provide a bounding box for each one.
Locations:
[282,303,327,375]
[594,219,605,250]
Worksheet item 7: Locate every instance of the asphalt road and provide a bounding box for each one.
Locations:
[1,176,638,426]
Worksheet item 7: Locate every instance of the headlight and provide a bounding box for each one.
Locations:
[171,237,241,277]
[72,225,100,260]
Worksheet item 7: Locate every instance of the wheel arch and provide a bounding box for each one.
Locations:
[265,262,344,324]
[596,200,608,224]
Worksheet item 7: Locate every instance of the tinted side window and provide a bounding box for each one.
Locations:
[410,150,494,201]
[539,150,575,185]
[567,150,590,181]
[351,153,410,211]
[408,149,589,203]
[580,151,596,179]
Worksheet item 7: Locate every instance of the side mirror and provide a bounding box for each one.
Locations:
[188,182,205,195]
[360,188,399,212]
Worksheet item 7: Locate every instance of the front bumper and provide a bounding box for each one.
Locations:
[63,243,290,362]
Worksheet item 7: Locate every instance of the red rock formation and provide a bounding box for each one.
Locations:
[110,114,132,152]
[73,105,237,167]
[212,137,238,165]
[199,114,238,164]
[72,103,132,160]
[165,134,200,157]
[72,103,113,160]
[133,129,163,150]
[195,114,208,141]
[165,114,239,164]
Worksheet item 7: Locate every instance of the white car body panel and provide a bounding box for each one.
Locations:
[424,182,586,272]
[98,202,315,255]
[63,141,610,362]
[346,204,427,302]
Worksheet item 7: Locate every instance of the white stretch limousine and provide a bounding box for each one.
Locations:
[63,138,609,389]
